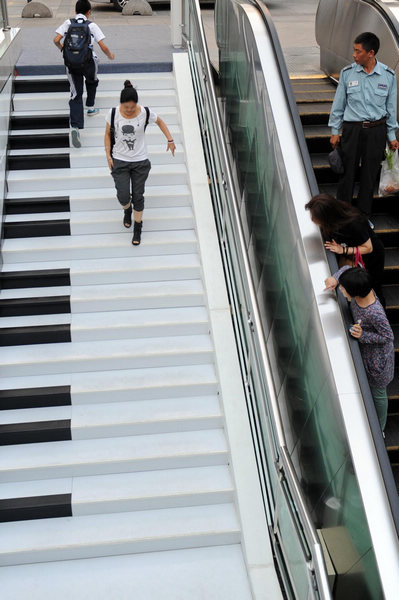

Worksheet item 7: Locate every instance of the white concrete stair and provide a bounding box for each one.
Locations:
[0,546,253,600]
[1,429,229,482]
[0,334,214,377]
[9,125,183,147]
[13,89,178,112]
[0,66,275,600]
[9,145,185,168]
[2,229,197,262]
[1,395,223,439]
[7,163,187,193]
[0,306,209,342]
[0,503,240,566]
[1,253,201,285]
[0,363,219,405]
[0,465,233,514]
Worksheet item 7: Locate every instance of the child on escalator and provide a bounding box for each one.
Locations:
[324,266,394,431]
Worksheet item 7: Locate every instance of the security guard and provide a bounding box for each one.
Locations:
[329,31,399,216]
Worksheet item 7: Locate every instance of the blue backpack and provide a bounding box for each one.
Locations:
[63,18,92,73]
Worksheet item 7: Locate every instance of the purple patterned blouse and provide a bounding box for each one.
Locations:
[334,267,394,388]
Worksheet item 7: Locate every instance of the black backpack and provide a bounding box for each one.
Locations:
[63,18,92,73]
[110,106,150,157]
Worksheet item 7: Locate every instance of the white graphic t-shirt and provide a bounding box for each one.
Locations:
[106,106,157,162]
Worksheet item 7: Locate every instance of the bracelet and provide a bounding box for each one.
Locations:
[167,139,174,143]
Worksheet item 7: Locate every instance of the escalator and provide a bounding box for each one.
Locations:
[292,72,399,490]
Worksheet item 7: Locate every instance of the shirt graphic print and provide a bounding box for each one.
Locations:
[106,106,158,163]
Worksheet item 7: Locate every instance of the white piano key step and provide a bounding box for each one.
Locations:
[5,183,191,210]
[1,306,209,342]
[71,465,233,515]
[0,428,228,482]
[7,164,187,192]
[1,253,201,285]
[1,394,221,436]
[0,545,253,600]
[9,125,182,147]
[9,145,185,168]
[13,89,178,112]
[0,503,239,566]
[2,279,204,312]
[15,72,175,91]
[12,106,179,126]
[0,334,214,377]
[0,363,218,407]
[5,206,195,235]
[2,229,197,263]
[0,465,232,512]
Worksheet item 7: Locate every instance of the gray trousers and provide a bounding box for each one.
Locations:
[111,158,151,212]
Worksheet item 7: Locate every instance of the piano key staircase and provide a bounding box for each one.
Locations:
[0,59,276,598]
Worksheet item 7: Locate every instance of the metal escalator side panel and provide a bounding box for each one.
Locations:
[215,0,399,597]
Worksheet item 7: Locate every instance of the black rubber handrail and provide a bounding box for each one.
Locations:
[246,0,399,535]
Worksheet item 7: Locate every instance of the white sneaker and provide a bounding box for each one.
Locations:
[71,127,81,148]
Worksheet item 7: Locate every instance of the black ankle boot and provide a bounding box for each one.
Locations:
[123,205,132,228]
[132,220,143,245]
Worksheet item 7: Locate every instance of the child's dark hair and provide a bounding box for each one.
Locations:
[339,267,372,298]
[76,0,91,14]
[120,80,138,104]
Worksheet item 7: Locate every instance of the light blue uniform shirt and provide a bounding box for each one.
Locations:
[328,60,398,142]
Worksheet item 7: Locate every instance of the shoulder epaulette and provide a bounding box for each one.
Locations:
[342,64,352,72]
[385,66,396,76]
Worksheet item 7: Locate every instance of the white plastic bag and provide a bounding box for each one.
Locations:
[379,148,399,196]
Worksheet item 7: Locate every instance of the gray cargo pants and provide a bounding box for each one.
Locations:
[111,158,151,211]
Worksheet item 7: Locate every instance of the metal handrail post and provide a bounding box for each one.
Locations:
[0,0,10,30]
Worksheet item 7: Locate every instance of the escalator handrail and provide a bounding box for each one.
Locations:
[248,0,399,536]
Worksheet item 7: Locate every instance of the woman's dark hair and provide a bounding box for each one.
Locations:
[120,80,138,104]
[354,32,380,55]
[339,267,372,298]
[76,0,91,14]
[305,193,361,237]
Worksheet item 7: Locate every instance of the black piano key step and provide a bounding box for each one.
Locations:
[4,219,70,238]
[0,268,70,290]
[11,114,69,130]
[0,324,71,346]
[7,153,70,170]
[0,419,71,446]
[0,494,72,523]
[0,296,71,317]
[5,195,70,214]
[14,78,69,94]
[0,386,71,411]
[9,132,69,150]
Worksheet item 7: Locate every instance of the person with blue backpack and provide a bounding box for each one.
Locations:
[53,0,114,148]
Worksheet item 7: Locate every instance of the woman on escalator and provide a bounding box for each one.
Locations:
[305,193,386,307]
